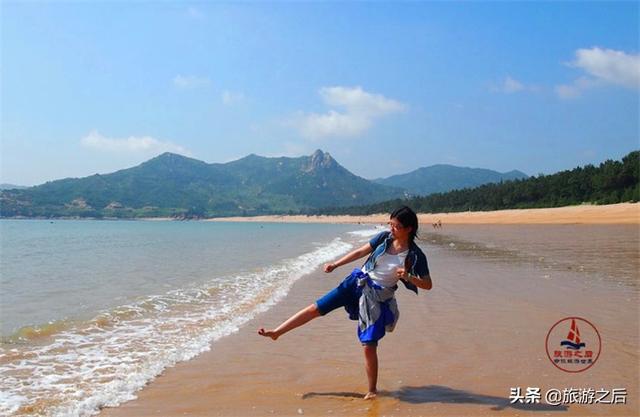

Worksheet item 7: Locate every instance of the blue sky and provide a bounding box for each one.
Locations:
[2,1,638,186]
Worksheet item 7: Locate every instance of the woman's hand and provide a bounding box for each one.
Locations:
[395,267,409,281]
[321,243,372,274]
[396,268,433,290]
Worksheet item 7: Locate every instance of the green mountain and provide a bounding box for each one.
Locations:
[0,150,406,219]
[312,151,640,215]
[373,164,528,196]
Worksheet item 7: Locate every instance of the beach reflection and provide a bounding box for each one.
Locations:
[422,224,639,289]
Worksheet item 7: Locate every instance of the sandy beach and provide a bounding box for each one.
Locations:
[100,224,639,417]
[205,202,639,225]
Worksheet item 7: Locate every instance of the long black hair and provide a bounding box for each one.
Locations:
[390,206,419,243]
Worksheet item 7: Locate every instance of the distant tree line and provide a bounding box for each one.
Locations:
[306,150,639,215]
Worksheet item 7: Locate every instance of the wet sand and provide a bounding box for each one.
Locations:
[205,202,639,225]
[101,227,639,417]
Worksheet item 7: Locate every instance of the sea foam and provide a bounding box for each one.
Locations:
[0,237,353,417]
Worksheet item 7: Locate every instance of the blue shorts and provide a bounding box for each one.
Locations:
[315,271,361,317]
[315,269,383,347]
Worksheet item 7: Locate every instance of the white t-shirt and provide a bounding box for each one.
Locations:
[363,248,408,288]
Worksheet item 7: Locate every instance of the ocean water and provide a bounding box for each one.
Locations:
[0,220,381,416]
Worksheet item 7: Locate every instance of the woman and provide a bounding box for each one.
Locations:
[258,206,432,400]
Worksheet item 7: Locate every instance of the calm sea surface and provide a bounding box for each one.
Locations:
[0,220,637,416]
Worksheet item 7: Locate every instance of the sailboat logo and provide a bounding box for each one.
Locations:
[560,319,586,350]
[545,316,601,373]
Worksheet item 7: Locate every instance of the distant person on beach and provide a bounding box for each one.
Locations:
[258,206,432,400]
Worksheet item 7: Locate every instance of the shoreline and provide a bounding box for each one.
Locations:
[205,202,639,225]
[1,203,640,225]
[2,202,638,224]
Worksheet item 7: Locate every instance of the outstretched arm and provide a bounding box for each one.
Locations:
[324,243,373,273]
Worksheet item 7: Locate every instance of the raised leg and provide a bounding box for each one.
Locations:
[363,344,378,399]
[258,303,321,340]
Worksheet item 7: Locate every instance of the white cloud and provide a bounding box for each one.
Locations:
[319,86,406,115]
[173,74,211,89]
[221,90,246,106]
[296,110,372,139]
[502,76,524,93]
[556,47,639,98]
[555,76,602,99]
[573,47,640,88]
[291,86,406,140]
[80,130,192,156]
[491,76,540,94]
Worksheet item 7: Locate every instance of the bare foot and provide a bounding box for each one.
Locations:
[363,391,377,400]
[258,328,279,340]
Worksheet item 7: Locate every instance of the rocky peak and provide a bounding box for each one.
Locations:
[304,150,336,172]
